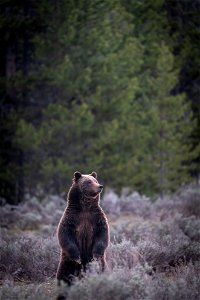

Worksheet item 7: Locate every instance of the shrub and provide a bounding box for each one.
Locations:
[0,195,65,230]
[136,218,190,270]
[1,281,58,300]
[58,266,148,300]
[178,216,200,262]
[0,234,59,283]
[102,188,152,217]
[1,185,200,299]
[107,240,144,270]
[147,262,200,300]
[154,186,200,219]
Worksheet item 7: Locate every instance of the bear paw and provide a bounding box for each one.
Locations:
[73,257,81,264]
[93,253,103,260]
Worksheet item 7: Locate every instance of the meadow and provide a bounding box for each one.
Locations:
[1,184,200,300]
[1,2,200,299]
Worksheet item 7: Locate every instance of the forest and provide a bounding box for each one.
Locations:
[0,0,200,299]
[0,0,199,203]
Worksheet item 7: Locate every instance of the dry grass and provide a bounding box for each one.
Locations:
[1,185,200,299]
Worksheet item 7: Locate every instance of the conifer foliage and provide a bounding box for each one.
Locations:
[0,0,199,202]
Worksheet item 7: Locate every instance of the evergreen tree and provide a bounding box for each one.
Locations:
[1,0,199,202]
[16,0,143,193]
[0,1,41,203]
[165,0,200,181]
[145,44,196,195]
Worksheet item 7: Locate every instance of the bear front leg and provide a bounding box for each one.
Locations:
[58,223,81,263]
[93,222,109,264]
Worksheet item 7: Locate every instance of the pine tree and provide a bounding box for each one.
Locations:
[147,44,197,195]
[2,1,198,201]
[0,1,41,203]
[165,0,200,182]
[16,0,143,193]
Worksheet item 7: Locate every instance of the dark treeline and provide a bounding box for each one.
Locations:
[0,0,199,204]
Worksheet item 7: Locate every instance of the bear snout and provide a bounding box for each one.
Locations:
[99,185,103,190]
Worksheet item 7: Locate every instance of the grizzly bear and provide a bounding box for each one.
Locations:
[56,171,109,285]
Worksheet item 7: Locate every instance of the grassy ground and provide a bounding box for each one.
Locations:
[1,186,200,299]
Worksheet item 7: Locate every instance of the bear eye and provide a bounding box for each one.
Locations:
[88,180,92,184]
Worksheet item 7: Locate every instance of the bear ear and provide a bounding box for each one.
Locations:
[73,171,82,182]
[91,171,97,179]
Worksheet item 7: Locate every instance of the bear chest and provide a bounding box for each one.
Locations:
[75,212,94,240]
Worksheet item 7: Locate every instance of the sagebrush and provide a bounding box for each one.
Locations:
[1,186,200,299]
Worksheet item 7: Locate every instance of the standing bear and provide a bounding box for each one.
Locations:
[56,171,109,285]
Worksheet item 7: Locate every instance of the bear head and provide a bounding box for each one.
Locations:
[73,171,103,199]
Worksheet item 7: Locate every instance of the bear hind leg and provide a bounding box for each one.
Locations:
[57,258,81,286]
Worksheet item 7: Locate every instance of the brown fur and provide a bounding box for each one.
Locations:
[56,171,109,285]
